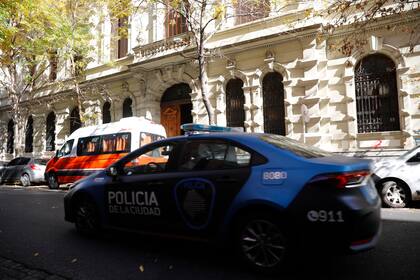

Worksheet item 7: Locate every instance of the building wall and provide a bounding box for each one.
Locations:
[0,2,419,161]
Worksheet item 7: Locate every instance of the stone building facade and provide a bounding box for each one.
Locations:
[1,1,419,161]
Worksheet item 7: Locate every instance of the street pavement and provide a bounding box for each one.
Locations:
[0,185,419,280]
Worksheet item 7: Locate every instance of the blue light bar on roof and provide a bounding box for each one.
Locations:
[181,123,244,134]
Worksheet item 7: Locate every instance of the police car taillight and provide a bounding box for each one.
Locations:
[308,171,370,189]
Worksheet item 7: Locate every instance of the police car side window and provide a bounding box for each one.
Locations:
[122,143,175,175]
[178,141,251,171]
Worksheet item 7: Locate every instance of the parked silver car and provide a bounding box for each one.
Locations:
[373,146,420,208]
[0,161,8,179]
[0,157,48,187]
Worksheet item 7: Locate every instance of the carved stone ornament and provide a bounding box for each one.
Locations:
[226,59,236,69]
[265,50,274,60]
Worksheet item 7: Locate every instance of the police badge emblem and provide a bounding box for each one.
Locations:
[174,178,215,229]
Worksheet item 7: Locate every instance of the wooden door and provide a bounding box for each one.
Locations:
[161,104,180,137]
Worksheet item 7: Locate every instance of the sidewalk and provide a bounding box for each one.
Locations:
[0,256,67,280]
[0,184,69,192]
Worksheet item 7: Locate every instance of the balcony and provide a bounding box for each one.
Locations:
[133,33,195,60]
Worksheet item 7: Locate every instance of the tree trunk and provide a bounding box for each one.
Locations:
[198,50,215,125]
[197,3,214,125]
[70,55,84,127]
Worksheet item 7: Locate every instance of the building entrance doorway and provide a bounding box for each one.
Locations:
[160,83,192,137]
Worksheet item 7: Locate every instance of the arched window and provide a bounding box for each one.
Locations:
[46,112,56,151]
[103,101,111,124]
[355,54,400,133]
[122,98,133,118]
[70,107,81,134]
[226,78,245,129]
[7,119,14,154]
[25,116,33,153]
[262,72,285,135]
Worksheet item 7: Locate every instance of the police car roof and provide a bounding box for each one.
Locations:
[167,132,265,142]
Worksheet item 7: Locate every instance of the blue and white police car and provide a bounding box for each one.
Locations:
[64,124,381,273]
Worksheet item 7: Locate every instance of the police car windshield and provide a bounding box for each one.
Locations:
[260,134,333,158]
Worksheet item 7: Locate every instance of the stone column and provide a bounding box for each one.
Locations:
[0,119,6,158]
[55,108,70,148]
[242,84,256,133]
[397,68,413,148]
[344,76,357,150]
[141,85,161,122]
[130,74,147,117]
[250,72,263,133]
[32,112,46,158]
[190,89,209,125]
[213,76,226,127]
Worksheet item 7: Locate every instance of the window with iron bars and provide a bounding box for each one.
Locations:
[355,54,400,133]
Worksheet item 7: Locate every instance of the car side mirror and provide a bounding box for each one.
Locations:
[55,150,60,158]
[161,150,171,156]
[107,166,119,177]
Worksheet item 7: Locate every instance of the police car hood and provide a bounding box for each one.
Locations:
[308,155,372,171]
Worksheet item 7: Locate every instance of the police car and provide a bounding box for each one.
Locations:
[64,124,381,273]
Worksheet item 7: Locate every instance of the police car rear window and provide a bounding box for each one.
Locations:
[260,135,332,158]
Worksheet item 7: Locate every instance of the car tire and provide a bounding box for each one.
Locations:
[74,196,100,236]
[380,179,411,208]
[47,173,59,189]
[234,213,292,274]
[20,173,31,187]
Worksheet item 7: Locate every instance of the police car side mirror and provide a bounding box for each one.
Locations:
[107,166,119,177]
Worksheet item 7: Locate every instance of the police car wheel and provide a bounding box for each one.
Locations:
[20,174,31,187]
[47,173,59,189]
[381,180,410,208]
[75,197,100,236]
[235,215,290,274]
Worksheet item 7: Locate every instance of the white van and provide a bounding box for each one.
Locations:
[45,117,166,189]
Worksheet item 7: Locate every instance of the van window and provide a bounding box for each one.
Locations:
[57,139,74,157]
[140,132,164,146]
[77,136,101,155]
[101,133,131,153]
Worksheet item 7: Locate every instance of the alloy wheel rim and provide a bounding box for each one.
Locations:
[76,202,96,230]
[385,182,406,206]
[240,220,286,268]
[49,175,56,187]
[21,175,29,186]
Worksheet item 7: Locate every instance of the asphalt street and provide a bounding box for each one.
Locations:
[0,185,419,280]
